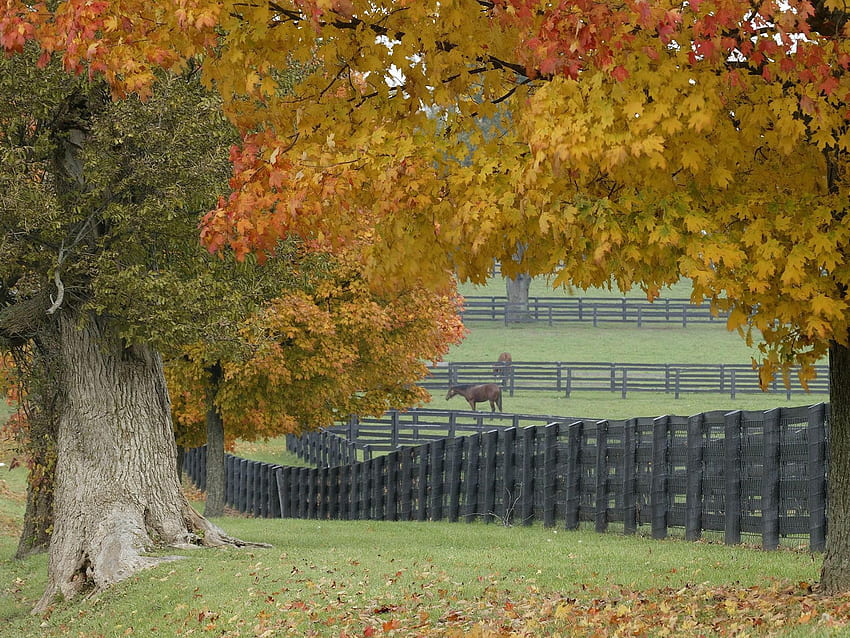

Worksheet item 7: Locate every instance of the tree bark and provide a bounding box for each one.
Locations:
[34,311,251,613]
[821,339,850,592]
[505,274,533,324]
[204,363,226,518]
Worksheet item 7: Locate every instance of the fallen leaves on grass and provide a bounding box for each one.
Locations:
[164,574,850,637]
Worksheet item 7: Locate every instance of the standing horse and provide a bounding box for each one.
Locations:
[446,383,502,412]
[493,352,512,379]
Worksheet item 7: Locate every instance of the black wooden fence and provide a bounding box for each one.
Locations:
[422,361,830,398]
[462,296,729,326]
[183,403,829,552]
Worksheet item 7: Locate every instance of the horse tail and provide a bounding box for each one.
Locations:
[496,387,502,412]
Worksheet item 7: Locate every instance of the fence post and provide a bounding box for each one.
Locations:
[360,458,372,520]
[595,420,610,533]
[762,408,781,550]
[386,451,399,522]
[685,413,705,542]
[621,369,628,399]
[417,444,429,522]
[565,421,583,530]
[391,411,400,449]
[501,428,517,525]
[543,423,560,528]
[349,463,359,521]
[372,455,385,521]
[520,427,535,526]
[237,458,248,513]
[430,438,445,520]
[399,448,413,521]
[724,411,742,545]
[651,416,669,540]
[447,437,464,523]
[482,430,499,523]
[808,403,828,552]
[464,433,482,523]
[623,419,637,535]
[275,466,288,518]
[327,466,339,520]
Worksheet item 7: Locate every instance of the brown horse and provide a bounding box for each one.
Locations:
[446,383,502,412]
[493,352,512,377]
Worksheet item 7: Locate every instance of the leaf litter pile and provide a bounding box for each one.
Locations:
[149,559,850,638]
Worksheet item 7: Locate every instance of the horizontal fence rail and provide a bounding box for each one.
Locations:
[421,361,830,398]
[461,296,729,326]
[184,404,830,552]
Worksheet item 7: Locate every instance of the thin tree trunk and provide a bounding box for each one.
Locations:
[34,311,256,613]
[822,339,850,592]
[505,274,533,323]
[204,363,226,517]
[16,456,55,558]
[14,333,60,558]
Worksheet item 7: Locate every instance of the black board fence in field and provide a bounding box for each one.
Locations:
[183,403,830,552]
[461,296,729,326]
[422,361,830,398]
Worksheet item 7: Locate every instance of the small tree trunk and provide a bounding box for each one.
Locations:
[15,332,61,558]
[16,457,55,558]
[821,339,850,592]
[204,363,226,518]
[34,311,253,613]
[505,274,533,324]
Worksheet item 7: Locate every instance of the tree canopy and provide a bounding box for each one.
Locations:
[8,0,850,592]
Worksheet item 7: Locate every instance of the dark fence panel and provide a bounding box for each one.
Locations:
[460,296,726,326]
[425,361,829,398]
[182,403,830,551]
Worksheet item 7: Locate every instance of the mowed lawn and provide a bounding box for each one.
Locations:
[2,283,846,637]
[1,450,847,638]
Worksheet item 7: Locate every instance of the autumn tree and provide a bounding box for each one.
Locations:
[167,246,465,516]
[168,248,465,515]
[9,0,850,593]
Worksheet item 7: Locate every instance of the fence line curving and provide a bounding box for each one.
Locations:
[183,403,830,552]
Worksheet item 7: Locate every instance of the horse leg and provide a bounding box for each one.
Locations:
[467,399,476,411]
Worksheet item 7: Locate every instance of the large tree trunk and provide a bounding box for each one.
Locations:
[34,311,249,613]
[204,363,226,518]
[822,340,850,592]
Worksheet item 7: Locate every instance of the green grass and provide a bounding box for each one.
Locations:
[446,323,766,364]
[231,438,311,467]
[1,285,844,636]
[1,403,847,637]
[0,512,828,637]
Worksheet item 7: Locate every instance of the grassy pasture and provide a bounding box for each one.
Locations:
[0,446,840,638]
[1,281,844,636]
[434,320,825,420]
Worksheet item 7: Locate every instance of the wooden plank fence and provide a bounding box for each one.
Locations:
[183,403,830,551]
[461,296,728,326]
[421,361,830,398]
